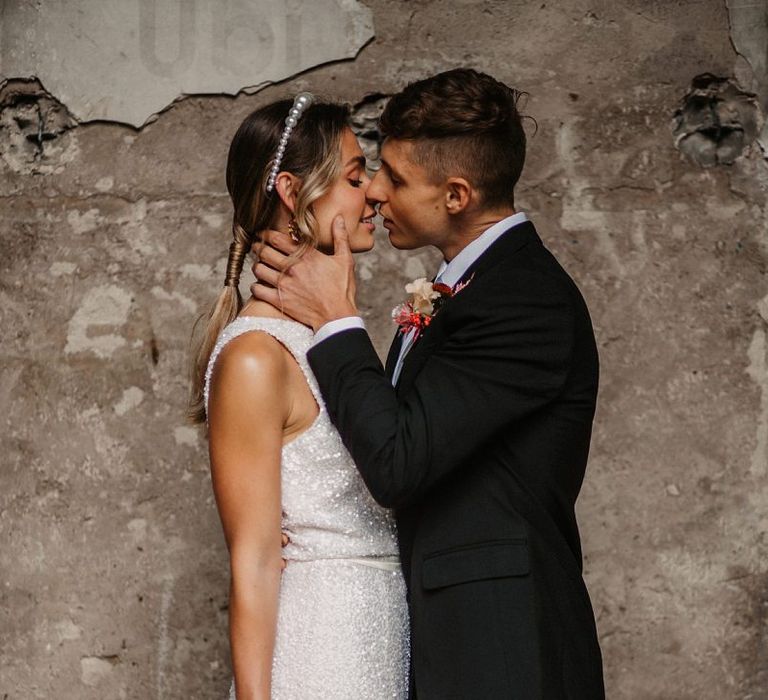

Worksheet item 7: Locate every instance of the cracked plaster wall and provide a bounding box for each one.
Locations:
[0,0,374,127]
[1,1,768,698]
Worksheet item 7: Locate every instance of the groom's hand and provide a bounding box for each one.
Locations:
[250,215,358,331]
[281,532,289,571]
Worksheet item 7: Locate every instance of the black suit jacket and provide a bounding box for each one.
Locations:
[307,222,605,699]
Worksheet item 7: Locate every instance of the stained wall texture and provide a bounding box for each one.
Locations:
[1,1,767,698]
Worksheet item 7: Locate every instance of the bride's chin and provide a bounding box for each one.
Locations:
[350,232,375,253]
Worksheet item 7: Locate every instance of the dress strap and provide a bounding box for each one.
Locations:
[204,316,323,421]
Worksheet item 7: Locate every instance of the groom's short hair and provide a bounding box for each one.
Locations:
[379,68,528,207]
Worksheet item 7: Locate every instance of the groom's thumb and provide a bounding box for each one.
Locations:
[332,215,351,256]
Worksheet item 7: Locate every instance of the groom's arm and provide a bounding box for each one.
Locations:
[312,316,366,345]
[307,268,576,509]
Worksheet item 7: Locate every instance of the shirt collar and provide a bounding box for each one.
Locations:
[435,211,529,287]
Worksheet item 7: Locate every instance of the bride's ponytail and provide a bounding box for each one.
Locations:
[186,222,253,424]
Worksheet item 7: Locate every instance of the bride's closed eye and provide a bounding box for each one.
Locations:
[348,178,364,188]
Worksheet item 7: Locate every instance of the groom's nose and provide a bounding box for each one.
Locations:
[366,169,387,204]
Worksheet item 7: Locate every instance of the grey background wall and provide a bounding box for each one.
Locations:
[2,1,767,698]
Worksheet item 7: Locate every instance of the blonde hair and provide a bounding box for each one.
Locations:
[187,99,350,424]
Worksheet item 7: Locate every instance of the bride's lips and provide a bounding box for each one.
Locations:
[359,212,376,232]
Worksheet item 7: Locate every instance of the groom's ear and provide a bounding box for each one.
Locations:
[274,172,301,213]
[444,177,473,216]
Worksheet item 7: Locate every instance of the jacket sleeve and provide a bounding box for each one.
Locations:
[306,270,575,509]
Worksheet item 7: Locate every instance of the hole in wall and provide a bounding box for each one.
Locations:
[349,93,390,170]
[672,73,760,167]
[0,78,77,173]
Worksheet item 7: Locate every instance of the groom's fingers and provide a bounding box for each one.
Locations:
[261,229,299,255]
[250,281,281,307]
[250,238,265,259]
[253,262,281,288]
[257,243,291,271]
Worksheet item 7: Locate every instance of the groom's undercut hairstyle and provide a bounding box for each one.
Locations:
[379,68,528,207]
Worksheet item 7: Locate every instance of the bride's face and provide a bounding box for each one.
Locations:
[312,128,376,254]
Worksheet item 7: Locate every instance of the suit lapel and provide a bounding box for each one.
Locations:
[384,329,403,381]
[395,319,446,396]
[395,221,542,396]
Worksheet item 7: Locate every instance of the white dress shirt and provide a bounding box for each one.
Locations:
[312,211,530,385]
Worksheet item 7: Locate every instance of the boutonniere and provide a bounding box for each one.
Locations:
[391,274,475,340]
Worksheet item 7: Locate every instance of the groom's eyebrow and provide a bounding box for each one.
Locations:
[380,158,403,181]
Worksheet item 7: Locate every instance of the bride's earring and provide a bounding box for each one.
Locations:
[287,217,300,242]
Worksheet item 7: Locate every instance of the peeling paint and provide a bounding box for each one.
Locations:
[54,619,83,642]
[746,328,768,475]
[114,387,146,416]
[179,263,213,280]
[173,426,199,448]
[66,208,102,235]
[155,576,175,699]
[128,518,148,541]
[151,285,197,313]
[557,120,625,277]
[65,285,133,358]
[1,0,375,127]
[202,212,226,229]
[81,656,117,686]
[403,256,427,281]
[726,0,768,124]
[49,261,77,276]
[95,176,114,192]
[758,292,768,323]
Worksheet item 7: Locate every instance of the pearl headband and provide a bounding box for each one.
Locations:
[266,92,315,193]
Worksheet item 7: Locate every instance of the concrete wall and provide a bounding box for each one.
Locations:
[1,1,767,698]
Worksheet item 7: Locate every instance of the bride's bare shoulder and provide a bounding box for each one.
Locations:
[213,330,287,386]
[207,330,289,421]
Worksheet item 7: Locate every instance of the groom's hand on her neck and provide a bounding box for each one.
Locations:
[250,215,359,332]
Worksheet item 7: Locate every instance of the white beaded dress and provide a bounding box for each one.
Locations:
[204,316,410,700]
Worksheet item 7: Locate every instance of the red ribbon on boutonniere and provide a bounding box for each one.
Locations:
[391,273,475,340]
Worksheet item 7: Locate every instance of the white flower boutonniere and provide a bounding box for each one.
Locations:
[391,274,475,340]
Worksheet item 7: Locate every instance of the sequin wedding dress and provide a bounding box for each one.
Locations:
[205,316,410,700]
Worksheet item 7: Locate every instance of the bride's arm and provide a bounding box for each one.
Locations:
[206,333,289,700]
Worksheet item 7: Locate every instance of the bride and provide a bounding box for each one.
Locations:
[188,94,409,699]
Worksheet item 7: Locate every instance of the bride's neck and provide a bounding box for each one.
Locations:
[239,297,290,320]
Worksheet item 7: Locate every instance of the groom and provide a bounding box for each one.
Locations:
[252,69,605,699]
